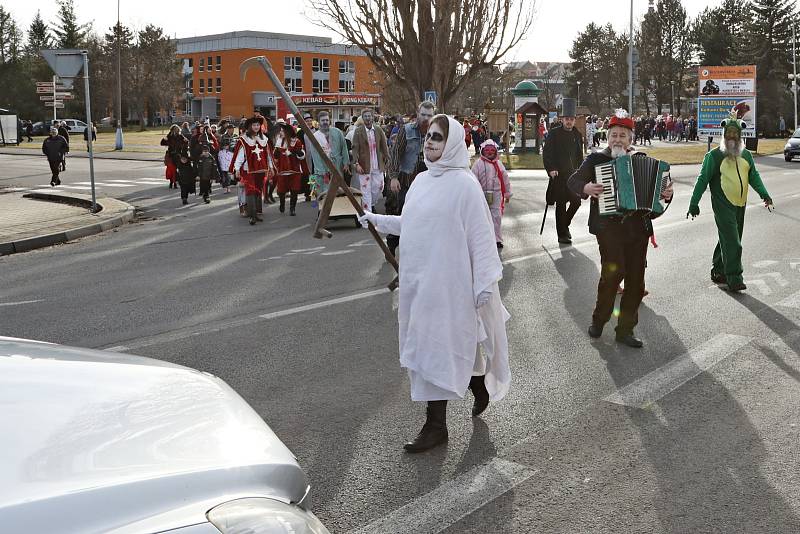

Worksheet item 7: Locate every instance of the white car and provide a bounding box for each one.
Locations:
[0,337,331,534]
[60,118,88,134]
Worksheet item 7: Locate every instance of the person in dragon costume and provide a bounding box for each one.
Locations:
[687,114,773,292]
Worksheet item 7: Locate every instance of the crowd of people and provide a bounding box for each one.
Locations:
[585,113,700,148]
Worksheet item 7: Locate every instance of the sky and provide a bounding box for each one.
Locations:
[8,0,729,63]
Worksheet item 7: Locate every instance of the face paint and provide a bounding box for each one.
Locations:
[424,123,446,162]
[418,107,435,129]
[362,111,374,128]
[482,146,498,160]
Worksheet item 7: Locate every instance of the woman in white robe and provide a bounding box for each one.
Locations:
[359,114,511,453]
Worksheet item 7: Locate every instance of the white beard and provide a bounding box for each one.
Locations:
[720,138,743,159]
[610,146,627,159]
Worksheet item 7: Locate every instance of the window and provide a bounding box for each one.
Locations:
[312,58,329,72]
[338,60,355,74]
[187,58,193,68]
[207,56,212,70]
[199,79,204,94]
[216,99,222,117]
[189,79,193,93]
[216,77,222,93]
[199,57,204,72]
[208,78,213,93]
[216,56,221,71]
[338,79,355,92]
[313,78,330,93]
[285,77,302,93]
[284,56,302,71]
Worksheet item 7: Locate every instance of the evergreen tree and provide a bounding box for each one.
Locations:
[739,0,795,134]
[26,10,52,56]
[51,0,89,48]
[692,0,751,66]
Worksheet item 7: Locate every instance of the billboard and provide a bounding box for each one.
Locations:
[698,65,757,138]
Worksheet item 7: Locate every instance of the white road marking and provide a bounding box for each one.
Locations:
[321,249,355,256]
[748,279,772,296]
[0,299,45,307]
[54,185,92,190]
[291,246,326,253]
[764,272,789,287]
[348,239,374,247]
[259,288,389,320]
[753,260,779,268]
[105,345,130,353]
[777,290,800,309]
[348,458,536,534]
[790,262,800,271]
[604,333,752,408]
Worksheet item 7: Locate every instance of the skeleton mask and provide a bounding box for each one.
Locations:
[424,122,446,162]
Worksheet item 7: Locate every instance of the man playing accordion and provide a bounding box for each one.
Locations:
[567,110,674,348]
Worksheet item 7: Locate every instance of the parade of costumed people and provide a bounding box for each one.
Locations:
[543,97,584,244]
[567,109,674,349]
[272,121,306,216]
[229,116,276,225]
[687,113,773,292]
[359,114,511,454]
[471,139,512,249]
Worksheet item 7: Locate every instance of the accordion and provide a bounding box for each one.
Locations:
[594,154,671,217]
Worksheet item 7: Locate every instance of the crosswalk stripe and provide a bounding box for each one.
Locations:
[603,333,752,408]
[348,459,536,534]
[777,290,800,309]
[748,279,772,296]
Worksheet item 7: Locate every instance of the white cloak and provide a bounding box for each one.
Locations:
[371,116,511,402]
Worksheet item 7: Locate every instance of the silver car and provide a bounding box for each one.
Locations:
[0,337,331,534]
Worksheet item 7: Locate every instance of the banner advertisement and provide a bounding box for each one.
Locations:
[697,65,757,138]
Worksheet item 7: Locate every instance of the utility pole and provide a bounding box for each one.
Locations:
[628,0,634,113]
[794,24,798,130]
[115,0,124,150]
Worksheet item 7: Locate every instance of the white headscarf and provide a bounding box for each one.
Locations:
[425,115,471,176]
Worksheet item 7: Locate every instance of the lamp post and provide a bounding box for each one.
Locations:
[114,0,124,150]
[670,80,675,115]
[628,0,634,113]
[577,80,581,108]
[792,24,798,130]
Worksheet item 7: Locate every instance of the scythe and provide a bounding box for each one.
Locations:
[240,56,399,290]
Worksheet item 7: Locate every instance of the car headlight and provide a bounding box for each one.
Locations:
[207,497,331,534]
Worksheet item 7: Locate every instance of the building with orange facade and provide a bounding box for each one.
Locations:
[176,31,383,126]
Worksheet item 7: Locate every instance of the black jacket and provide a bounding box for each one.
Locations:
[42,135,68,161]
[196,154,219,181]
[543,126,583,204]
[567,148,670,237]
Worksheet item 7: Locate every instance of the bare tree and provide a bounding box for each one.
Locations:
[307,0,536,111]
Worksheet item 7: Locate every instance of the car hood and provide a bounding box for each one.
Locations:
[787,138,800,146]
[0,337,307,533]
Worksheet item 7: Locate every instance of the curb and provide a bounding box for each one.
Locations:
[0,148,161,162]
[0,193,135,257]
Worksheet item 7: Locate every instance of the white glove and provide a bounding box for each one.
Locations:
[358,210,378,229]
[476,290,492,308]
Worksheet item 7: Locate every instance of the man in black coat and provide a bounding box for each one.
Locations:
[543,98,583,244]
[567,111,674,348]
[42,127,69,186]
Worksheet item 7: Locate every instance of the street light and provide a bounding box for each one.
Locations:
[670,80,675,115]
[115,0,124,150]
[577,80,581,108]
[791,24,798,130]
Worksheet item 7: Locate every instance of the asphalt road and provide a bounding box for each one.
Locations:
[2,152,800,533]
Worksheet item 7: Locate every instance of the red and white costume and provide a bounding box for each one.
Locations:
[229,132,275,196]
[272,134,305,194]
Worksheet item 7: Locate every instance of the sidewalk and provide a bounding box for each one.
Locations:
[0,146,161,162]
[0,190,135,256]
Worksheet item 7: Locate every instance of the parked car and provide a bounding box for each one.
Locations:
[31,121,50,136]
[0,336,331,534]
[784,128,800,162]
[60,118,88,134]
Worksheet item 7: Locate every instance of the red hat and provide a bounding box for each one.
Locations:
[608,109,634,130]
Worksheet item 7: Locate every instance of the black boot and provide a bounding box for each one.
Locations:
[404,401,448,453]
[469,375,490,417]
[290,194,297,216]
[267,182,276,203]
[279,194,286,213]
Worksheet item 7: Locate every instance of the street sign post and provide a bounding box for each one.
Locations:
[41,48,98,213]
[424,90,438,107]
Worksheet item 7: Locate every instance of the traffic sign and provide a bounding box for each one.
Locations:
[37,86,68,93]
[44,102,65,108]
[40,93,73,101]
[424,90,438,106]
[36,81,54,87]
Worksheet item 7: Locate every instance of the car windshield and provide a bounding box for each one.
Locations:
[793,128,800,138]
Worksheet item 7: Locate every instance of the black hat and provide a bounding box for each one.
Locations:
[243,116,262,132]
[561,98,577,117]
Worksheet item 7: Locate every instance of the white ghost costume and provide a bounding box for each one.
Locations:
[368,116,511,402]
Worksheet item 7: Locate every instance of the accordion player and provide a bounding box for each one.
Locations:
[594,154,671,217]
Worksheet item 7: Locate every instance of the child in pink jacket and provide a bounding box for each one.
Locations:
[471,140,512,249]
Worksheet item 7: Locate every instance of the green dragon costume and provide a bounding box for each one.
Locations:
[687,115,772,291]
